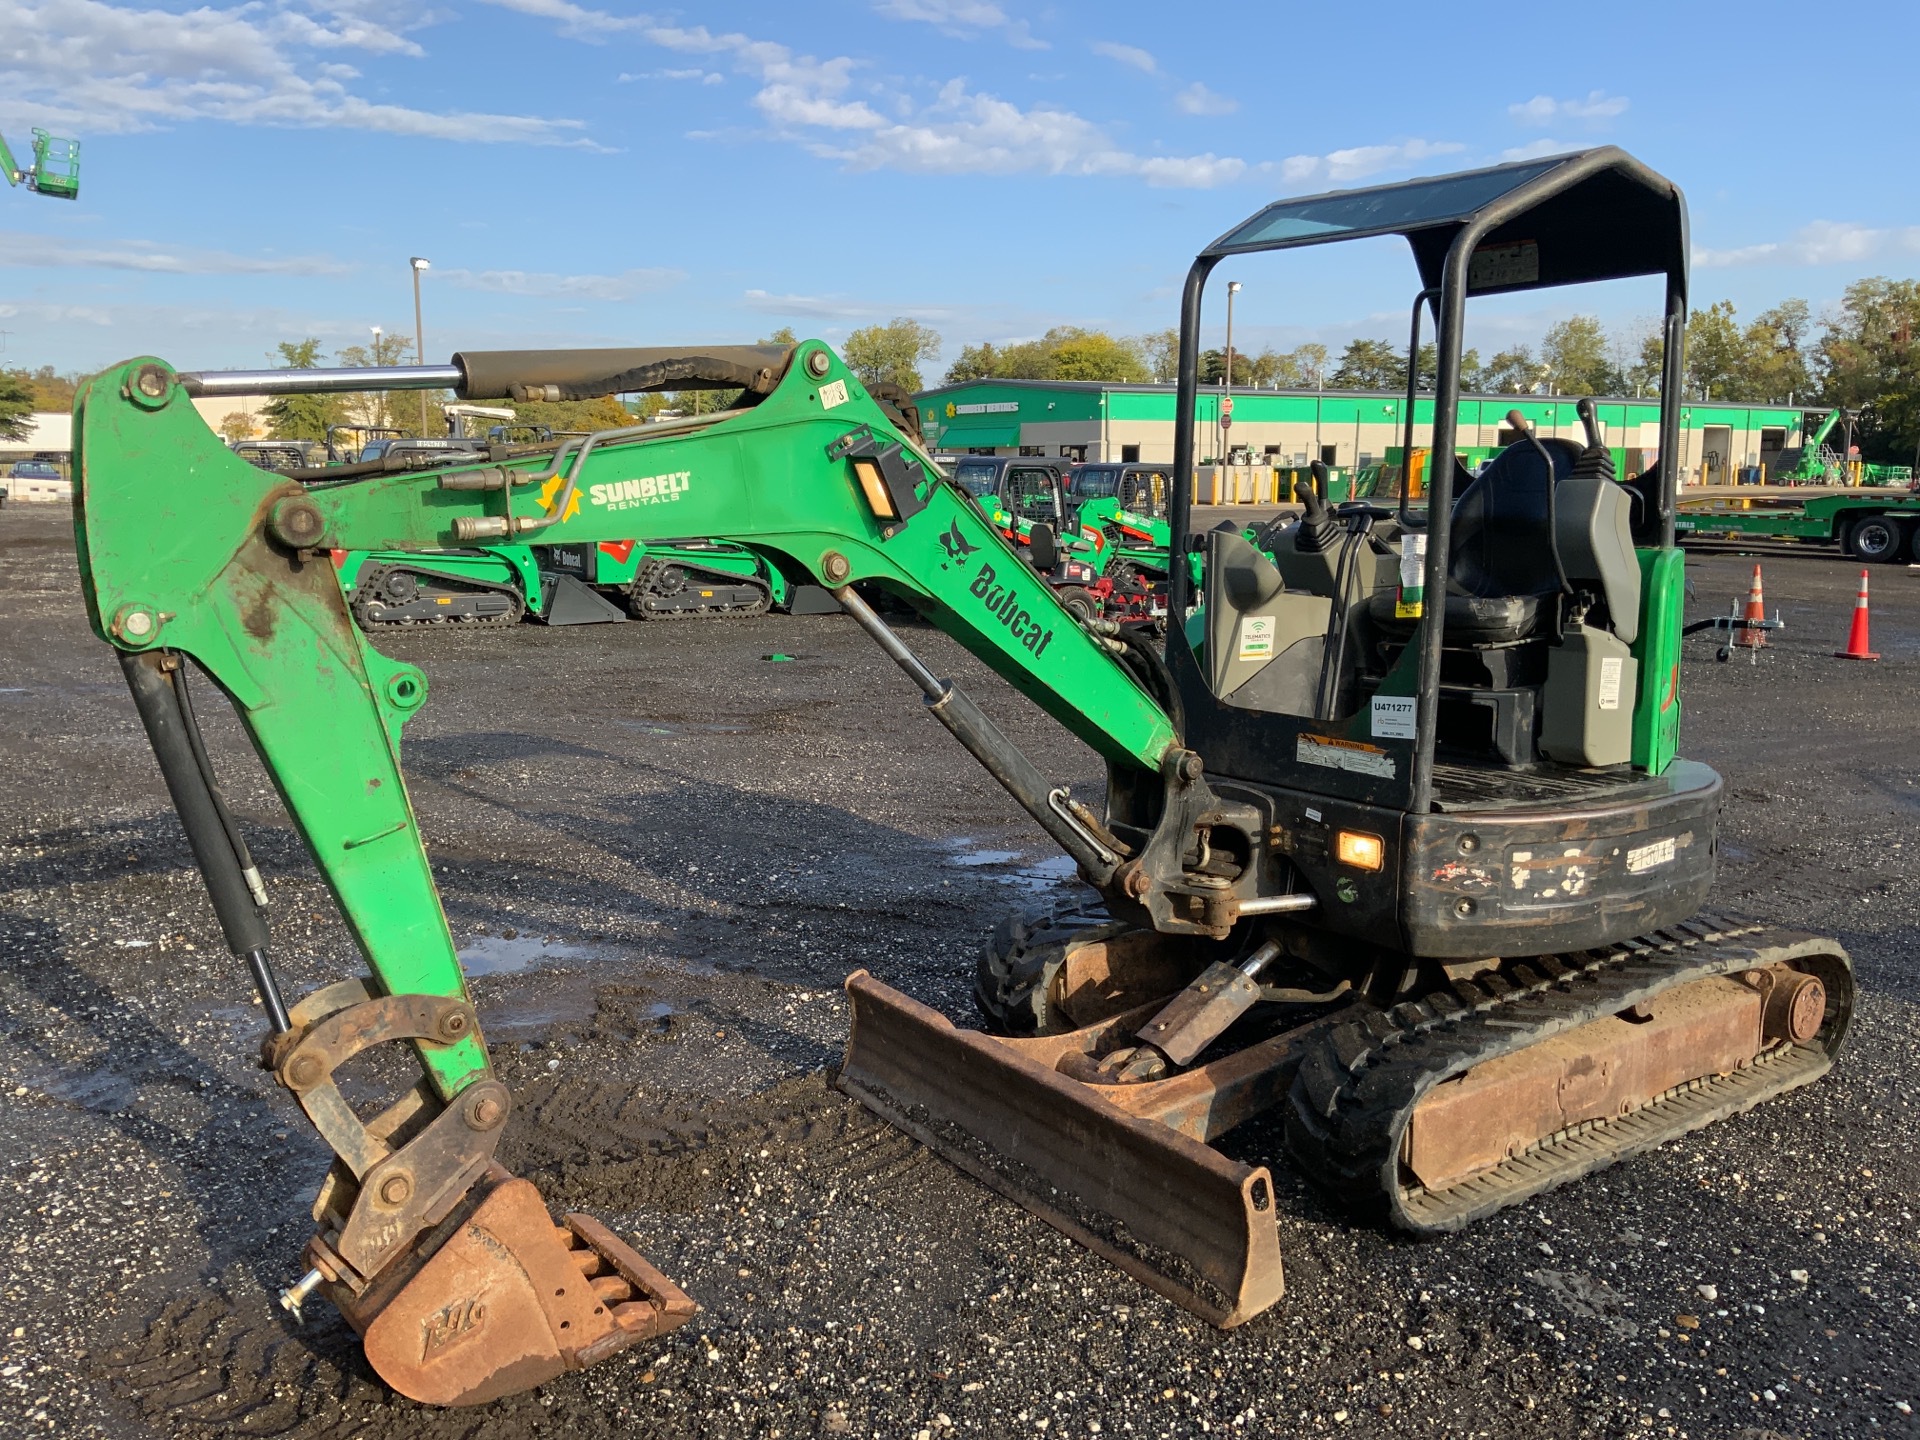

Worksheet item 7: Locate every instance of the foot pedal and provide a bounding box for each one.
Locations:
[344,1169,695,1406]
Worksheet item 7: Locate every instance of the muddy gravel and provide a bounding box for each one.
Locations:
[1,503,1916,1440]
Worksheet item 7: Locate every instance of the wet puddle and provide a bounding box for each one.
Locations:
[940,839,1082,893]
[457,933,615,977]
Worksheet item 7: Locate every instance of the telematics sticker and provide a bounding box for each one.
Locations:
[1626,837,1676,873]
[1296,735,1395,779]
[819,379,850,409]
[1370,696,1416,740]
[1237,615,1275,661]
[1598,656,1624,711]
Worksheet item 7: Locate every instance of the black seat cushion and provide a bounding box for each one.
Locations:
[1367,587,1540,645]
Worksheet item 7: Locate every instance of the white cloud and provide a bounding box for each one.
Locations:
[814,80,1245,187]
[743,289,964,324]
[0,231,351,276]
[477,0,646,39]
[1091,40,1156,73]
[1501,138,1577,161]
[618,68,724,84]
[873,0,1045,49]
[0,0,597,146]
[1508,91,1629,127]
[439,266,685,300]
[1695,220,1920,269]
[1279,138,1465,188]
[1174,81,1237,116]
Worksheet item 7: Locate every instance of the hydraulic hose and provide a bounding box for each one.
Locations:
[119,651,291,1033]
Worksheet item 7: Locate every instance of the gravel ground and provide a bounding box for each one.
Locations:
[1,502,1915,1440]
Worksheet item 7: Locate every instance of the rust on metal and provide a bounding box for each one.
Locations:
[1404,969,1823,1194]
[837,970,1286,1328]
[1131,960,1264,1068]
[344,1167,695,1406]
[1051,928,1192,1028]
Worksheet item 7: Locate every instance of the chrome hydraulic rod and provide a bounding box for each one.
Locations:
[177,365,467,397]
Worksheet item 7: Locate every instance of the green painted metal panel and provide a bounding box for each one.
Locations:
[1630,547,1684,775]
[74,347,1180,1097]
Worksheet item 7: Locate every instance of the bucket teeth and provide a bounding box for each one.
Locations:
[339,1168,696,1407]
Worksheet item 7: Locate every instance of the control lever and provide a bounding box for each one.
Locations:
[1295,462,1338,554]
[1507,409,1572,597]
[1575,396,1604,450]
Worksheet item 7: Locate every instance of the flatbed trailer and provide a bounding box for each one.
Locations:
[1676,486,1920,563]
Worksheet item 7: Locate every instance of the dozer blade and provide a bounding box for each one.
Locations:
[837,971,1285,1327]
[333,1167,695,1406]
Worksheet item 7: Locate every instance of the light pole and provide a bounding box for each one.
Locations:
[410,257,431,435]
[1221,280,1241,466]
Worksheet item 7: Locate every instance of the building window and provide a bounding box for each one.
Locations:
[1319,444,1338,466]
[1018,445,1045,456]
[1121,444,1140,462]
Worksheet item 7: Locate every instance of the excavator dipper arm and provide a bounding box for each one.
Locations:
[71,344,1185,1402]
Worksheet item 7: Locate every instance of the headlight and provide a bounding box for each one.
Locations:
[1335,830,1385,871]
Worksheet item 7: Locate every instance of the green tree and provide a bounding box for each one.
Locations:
[1140,328,1180,383]
[0,370,33,441]
[761,326,798,346]
[1047,329,1148,382]
[1480,346,1538,394]
[261,339,345,442]
[842,317,941,392]
[218,411,258,443]
[944,342,1002,384]
[1745,300,1812,402]
[510,395,636,434]
[1539,315,1619,396]
[333,331,445,435]
[1290,343,1330,389]
[1331,338,1404,390]
[1685,300,1748,400]
[1816,277,1920,464]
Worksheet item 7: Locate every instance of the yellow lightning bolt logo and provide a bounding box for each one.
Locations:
[536,473,581,524]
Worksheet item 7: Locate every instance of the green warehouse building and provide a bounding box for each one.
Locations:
[915,378,1822,488]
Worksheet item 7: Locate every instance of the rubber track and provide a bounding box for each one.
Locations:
[351,566,525,628]
[628,559,771,621]
[1282,913,1853,1235]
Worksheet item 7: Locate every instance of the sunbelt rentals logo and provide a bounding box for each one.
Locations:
[588,471,691,512]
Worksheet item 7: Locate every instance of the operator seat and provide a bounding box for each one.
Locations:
[1370,438,1641,645]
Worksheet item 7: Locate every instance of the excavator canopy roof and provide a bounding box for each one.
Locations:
[1202,145,1686,299]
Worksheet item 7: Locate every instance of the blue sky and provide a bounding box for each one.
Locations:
[3,0,1917,380]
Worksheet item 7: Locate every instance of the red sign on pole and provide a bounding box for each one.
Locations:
[1220,396,1234,417]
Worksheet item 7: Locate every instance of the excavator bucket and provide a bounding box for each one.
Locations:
[330,1167,696,1407]
[836,971,1289,1327]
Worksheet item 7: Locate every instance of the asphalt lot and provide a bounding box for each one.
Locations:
[0,501,1915,1439]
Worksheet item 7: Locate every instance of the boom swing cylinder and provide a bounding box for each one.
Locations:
[73,148,1853,1403]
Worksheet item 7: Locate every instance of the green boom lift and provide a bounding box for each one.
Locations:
[72,150,1850,1407]
[1,127,79,200]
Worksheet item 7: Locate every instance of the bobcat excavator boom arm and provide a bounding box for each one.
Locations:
[71,341,1184,1403]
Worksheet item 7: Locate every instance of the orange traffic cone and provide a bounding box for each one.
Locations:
[1733,564,1768,649]
[1835,569,1880,661]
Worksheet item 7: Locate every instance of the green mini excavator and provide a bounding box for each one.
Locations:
[71,150,1851,1405]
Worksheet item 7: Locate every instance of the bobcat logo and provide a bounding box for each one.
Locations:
[422,1293,489,1359]
[938,521,978,568]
